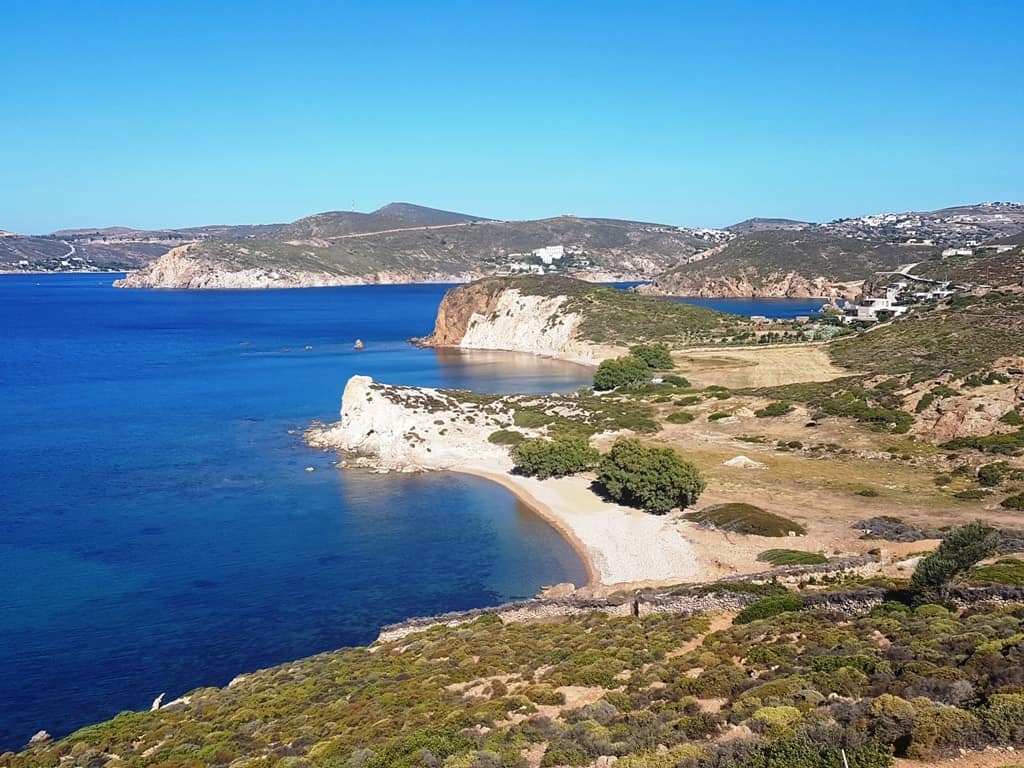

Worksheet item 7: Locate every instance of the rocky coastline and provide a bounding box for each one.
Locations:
[112,245,489,289]
[414,279,624,364]
[305,375,703,588]
[637,269,864,300]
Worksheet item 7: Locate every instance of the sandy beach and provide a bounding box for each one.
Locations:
[458,465,702,590]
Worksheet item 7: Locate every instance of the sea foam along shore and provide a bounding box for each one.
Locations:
[305,375,701,589]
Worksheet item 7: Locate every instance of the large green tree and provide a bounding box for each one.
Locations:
[596,438,705,514]
[593,355,651,391]
[510,436,600,480]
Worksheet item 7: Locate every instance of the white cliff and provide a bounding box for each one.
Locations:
[306,375,518,471]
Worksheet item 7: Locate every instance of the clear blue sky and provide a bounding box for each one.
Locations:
[3,1,1022,233]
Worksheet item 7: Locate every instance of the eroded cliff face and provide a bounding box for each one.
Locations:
[419,281,615,364]
[305,375,519,471]
[640,270,863,300]
[113,245,485,289]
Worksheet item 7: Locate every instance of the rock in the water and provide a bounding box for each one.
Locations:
[723,455,767,469]
[28,730,51,746]
[353,339,364,350]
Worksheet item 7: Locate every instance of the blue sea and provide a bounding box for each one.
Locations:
[0,275,597,750]
[0,276,822,750]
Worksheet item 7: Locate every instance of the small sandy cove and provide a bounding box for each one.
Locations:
[459,465,701,590]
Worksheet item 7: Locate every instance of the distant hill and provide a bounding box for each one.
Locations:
[726,217,810,233]
[8,200,1024,288]
[275,203,489,240]
[114,211,711,288]
[644,230,937,298]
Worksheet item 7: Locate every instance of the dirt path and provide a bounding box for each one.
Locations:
[326,221,479,240]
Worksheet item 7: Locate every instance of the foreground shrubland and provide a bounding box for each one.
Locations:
[9,598,1023,768]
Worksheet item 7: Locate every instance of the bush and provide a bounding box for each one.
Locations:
[954,489,993,500]
[969,558,1024,585]
[661,374,691,387]
[734,594,804,624]
[755,401,794,418]
[999,409,1024,426]
[1001,493,1024,510]
[982,693,1024,743]
[977,461,1009,487]
[757,549,828,566]
[666,411,695,424]
[685,503,806,537]
[593,355,651,391]
[488,429,525,446]
[510,436,600,480]
[708,410,733,421]
[596,438,705,514]
[630,344,674,370]
[910,521,1001,592]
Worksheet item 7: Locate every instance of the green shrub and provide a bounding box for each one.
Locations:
[512,409,551,428]
[757,549,828,566]
[982,693,1024,743]
[685,503,806,537]
[969,558,1024,585]
[915,393,937,413]
[666,411,695,424]
[630,343,674,370]
[953,489,993,500]
[734,594,804,624]
[943,429,1024,455]
[593,355,651,391]
[977,461,1009,487]
[510,436,600,480]
[488,429,525,446]
[1001,493,1024,510]
[522,685,565,706]
[910,521,1001,592]
[755,401,794,418]
[999,409,1024,426]
[708,410,733,421]
[661,374,691,387]
[674,395,702,406]
[596,438,705,514]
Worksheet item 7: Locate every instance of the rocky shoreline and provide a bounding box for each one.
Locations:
[305,375,703,589]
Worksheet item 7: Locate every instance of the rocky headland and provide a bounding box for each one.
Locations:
[414,277,625,364]
[112,243,485,289]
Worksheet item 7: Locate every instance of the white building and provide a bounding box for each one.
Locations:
[844,285,910,323]
[942,247,973,257]
[532,245,565,264]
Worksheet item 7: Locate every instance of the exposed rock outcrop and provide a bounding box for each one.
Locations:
[904,357,1024,442]
[306,375,518,471]
[113,244,485,289]
[417,279,619,364]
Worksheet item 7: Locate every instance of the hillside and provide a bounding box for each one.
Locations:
[7,589,1023,768]
[115,215,710,289]
[0,234,174,272]
[418,275,749,358]
[725,217,810,233]
[912,245,1024,287]
[644,231,937,298]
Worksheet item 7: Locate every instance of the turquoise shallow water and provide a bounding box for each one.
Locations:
[0,275,592,749]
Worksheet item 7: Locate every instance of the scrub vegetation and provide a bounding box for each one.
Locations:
[12,596,1024,768]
